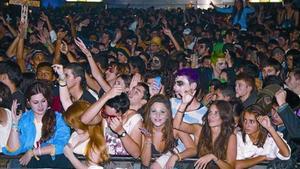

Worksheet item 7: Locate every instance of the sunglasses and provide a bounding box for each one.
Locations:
[100,108,117,119]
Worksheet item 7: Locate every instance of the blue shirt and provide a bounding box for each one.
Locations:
[2,110,70,157]
[215,6,255,30]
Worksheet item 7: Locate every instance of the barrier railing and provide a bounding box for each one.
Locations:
[0,154,275,169]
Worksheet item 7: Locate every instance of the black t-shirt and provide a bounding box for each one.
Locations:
[79,89,97,104]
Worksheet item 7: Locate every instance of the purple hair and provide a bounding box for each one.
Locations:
[176,68,199,83]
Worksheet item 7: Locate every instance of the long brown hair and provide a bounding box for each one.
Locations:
[64,100,109,164]
[143,94,175,154]
[197,100,235,160]
[25,80,55,142]
[241,104,268,148]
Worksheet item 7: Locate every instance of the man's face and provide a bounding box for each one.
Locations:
[173,75,194,98]
[262,66,278,79]
[100,33,110,45]
[285,72,298,90]
[64,68,79,89]
[277,36,287,48]
[128,85,146,105]
[235,80,251,98]
[37,66,55,82]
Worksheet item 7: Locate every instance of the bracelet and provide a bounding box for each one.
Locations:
[59,82,67,87]
[29,149,40,161]
[175,153,182,161]
[177,110,185,114]
[144,141,152,145]
[11,122,19,131]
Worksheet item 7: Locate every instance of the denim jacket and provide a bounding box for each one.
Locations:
[2,110,70,157]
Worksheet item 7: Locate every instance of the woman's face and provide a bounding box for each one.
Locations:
[29,93,48,116]
[207,104,223,127]
[150,102,169,128]
[243,112,259,135]
[105,65,118,81]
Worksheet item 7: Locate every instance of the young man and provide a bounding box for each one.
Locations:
[235,73,257,108]
[262,58,282,80]
[285,68,300,97]
[171,68,208,151]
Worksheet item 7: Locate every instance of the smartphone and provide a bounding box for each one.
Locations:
[154,76,161,88]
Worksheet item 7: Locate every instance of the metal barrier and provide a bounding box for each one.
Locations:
[0,153,273,169]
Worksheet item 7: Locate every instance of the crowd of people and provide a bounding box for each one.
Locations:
[0,0,299,168]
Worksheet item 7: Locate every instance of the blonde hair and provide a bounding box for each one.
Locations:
[64,100,109,164]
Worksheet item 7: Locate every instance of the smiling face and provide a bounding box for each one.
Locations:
[149,102,169,127]
[29,93,48,116]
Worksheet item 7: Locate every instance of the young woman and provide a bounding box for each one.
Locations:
[2,80,70,168]
[63,100,109,169]
[141,94,196,169]
[174,99,236,169]
[235,104,291,169]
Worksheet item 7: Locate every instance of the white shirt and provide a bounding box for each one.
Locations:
[0,108,12,152]
[236,131,291,161]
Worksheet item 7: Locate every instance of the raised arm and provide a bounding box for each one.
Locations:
[16,22,26,72]
[81,85,123,125]
[275,89,300,138]
[6,35,19,58]
[53,29,67,64]
[0,16,17,37]
[52,64,73,111]
[75,38,111,92]
[5,100,21,152]
[257,115,291,158]
[163,27,182,51]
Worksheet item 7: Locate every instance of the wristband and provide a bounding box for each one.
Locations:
[177,110,185,114]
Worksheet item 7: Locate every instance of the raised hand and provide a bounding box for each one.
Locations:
[257,116,273,131]
[40,12,49,22]
[0,16,8,26]
[275,89,287,107]
[162,27,172,37]
[74,37,92,57]
[52,64,65,80]
[129,73,142,91]
[182,90,196,105]
[11,100,22,123]
[107,84,123,99]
